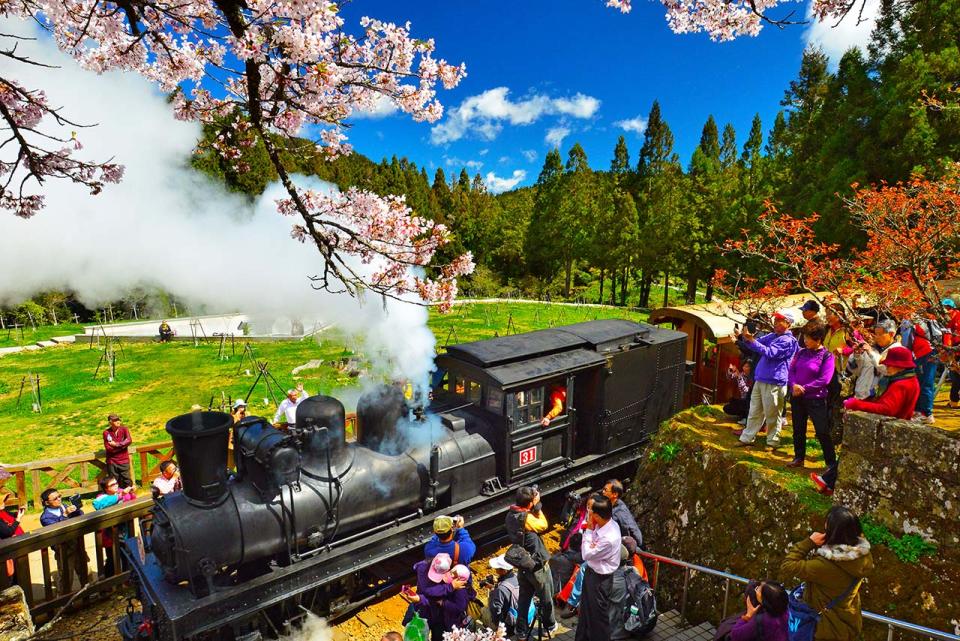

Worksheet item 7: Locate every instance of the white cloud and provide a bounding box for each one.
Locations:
[485,170,527,194]
[349,94,398,119]
[545,126,570,148]
[804,0,880,62]
[430,87,600,144]
[444,156,483,170]
[522,149,538,162]
[478,148,489,156]
[498,155,511,164]
[615,115,647,135]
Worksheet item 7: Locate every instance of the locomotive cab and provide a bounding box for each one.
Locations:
[434,319,686,487]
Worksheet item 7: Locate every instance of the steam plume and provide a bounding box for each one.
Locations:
[0,19,437,387]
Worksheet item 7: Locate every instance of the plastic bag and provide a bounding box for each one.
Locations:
[404,611,429,641]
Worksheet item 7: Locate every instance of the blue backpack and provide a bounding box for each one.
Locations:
[787,579,862,641]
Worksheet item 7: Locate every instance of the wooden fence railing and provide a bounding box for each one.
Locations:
[0,497,153,620]
[1,413,359,509]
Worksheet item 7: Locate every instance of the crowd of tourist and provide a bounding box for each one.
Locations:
[727,298,954,496]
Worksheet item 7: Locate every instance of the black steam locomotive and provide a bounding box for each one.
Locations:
[121,319,687,641]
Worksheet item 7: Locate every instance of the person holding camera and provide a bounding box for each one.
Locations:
[39,488,88,593]
[780,506,873,641]
[0,503,25,588]
[723,361,753,421]
[714,580,789,641]
[480,555,528,636]
[103,413,134,489]
[152,460,182,497]
[93,476,136,577]
[424,514,475,565]
[504,485,558,638]
[735,311,799,449]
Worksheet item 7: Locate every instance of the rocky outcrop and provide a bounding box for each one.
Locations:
[0,586,34,641]
[838,411,960,559]
[628,407,960,638]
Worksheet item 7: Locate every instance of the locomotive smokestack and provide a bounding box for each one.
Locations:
[165,411,232,507]
[357,384,407,454]
[297,395,350,465]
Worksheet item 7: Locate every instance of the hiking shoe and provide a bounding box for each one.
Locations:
[547,622,562,635]
[922,414,935,424]
[786,458,805,468]
[810,473,834,496]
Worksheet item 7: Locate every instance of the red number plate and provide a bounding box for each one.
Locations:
[518,445,538,467]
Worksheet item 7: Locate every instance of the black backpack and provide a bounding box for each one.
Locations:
[611,566,658,638]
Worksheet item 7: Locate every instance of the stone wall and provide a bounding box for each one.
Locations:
[628,408,960,638]
[838,411,960,560]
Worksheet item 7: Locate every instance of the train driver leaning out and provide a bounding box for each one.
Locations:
[540,384,567,426]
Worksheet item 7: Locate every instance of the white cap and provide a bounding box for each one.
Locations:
[233,399,247,409]
[489,555,514,571]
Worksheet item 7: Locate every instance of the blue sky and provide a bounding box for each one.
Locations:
[337,0,876,192]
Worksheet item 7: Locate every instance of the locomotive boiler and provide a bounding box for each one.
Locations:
[121,319,689,641]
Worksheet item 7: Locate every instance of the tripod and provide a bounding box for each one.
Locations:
[524,597,554,641]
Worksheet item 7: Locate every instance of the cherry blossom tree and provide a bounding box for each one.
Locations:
[0,0,866,306]
[713,166,960,340]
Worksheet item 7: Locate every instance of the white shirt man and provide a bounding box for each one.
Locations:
[581,512,622,575]
[273,386,309,424]
[574,495,623,641]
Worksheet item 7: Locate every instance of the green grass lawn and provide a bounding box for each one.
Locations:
[0,301,647,465]
[432,300,647,349]
[0,323,85,348]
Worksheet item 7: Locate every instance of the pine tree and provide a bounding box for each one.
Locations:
[524,149,565,288]
[611,135,631,177]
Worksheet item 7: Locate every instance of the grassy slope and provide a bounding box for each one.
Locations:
[0,302,646,464]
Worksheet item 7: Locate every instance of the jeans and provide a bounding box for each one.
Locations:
[742,382,787,446]
[791,397,836,467]
[914,353,937,415]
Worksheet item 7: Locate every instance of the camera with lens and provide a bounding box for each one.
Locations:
[479,575,497,588]
[745,579,761,607]
[68,495,82,509]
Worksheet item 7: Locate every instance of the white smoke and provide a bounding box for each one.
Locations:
[0,19,437,387]
[282,613,335,641]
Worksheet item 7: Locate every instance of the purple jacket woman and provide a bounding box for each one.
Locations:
[412,559,475,639]
[731,612,789,641]
[788,347,835,399]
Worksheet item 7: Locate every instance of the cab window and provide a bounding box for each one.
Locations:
[513,387,544,426]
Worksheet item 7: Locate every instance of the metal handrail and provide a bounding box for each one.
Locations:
[637,550,960,641]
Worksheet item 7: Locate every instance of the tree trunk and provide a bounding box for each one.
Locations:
[705,281,714,302]
[685,272,697,304]
[599,267,605,304]
[620,267,628,306]
[663,271,670,308]
[564,259,572,298]
[638,271,651,308]
[610,270,617,305]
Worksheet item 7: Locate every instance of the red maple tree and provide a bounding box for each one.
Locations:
[713,164,960,336]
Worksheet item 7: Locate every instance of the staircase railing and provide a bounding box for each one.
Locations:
[638,550,959,641]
